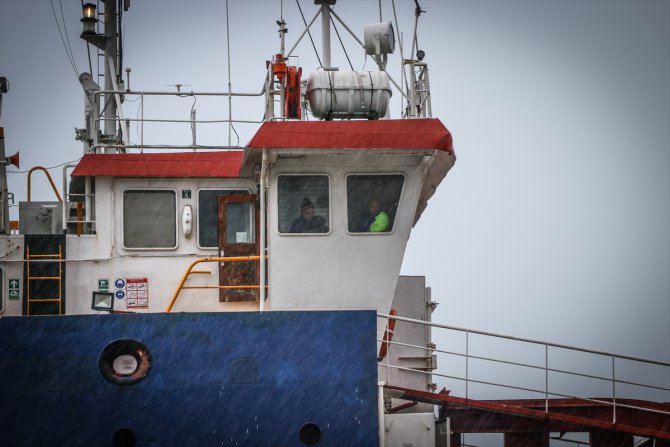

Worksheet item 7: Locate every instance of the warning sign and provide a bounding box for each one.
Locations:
[126,278,149,309]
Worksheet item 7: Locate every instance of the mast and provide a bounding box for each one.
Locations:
[102,0,117,153]
[315,0,336,70]
[80,0,126,153]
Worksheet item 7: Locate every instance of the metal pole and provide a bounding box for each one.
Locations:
[140,93,144,152]
[545,344,549,412]
[190,108,196,150]
[465,330,469,400]
[61,164,77,233]
[612,356,616,424]
[259,149,268,311]
[321,3,331,69]
[85,176,92,231]
[103,0,117,154]
[0,128,8,234]
[377,381,385,447]
[225,0,233,148]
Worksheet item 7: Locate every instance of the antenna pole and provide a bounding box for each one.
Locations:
[320,1,333,69]
[103,0,118,153]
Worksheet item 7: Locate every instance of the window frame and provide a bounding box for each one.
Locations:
[121,188,179,250]
[196,188,251,249]
[345,172,406,236]
[276,173,332,236]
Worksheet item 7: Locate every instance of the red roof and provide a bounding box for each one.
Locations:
[247,118,453,153]
[71,151,244,178]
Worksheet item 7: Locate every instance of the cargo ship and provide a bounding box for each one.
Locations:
[0,1,667,446]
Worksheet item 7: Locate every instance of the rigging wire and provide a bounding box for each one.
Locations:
[8,157,84,174]
[330,16,353,71]
[59,0,80,79]
[295,0,323,68]
[49,0,80,79]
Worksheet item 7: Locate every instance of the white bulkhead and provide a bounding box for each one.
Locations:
[264,150,424,313]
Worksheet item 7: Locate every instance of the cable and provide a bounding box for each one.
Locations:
[49,0,80,79]
[295,0,322,68]
[59,0,79,79]
[330,15,353,71]
[8,157,84,174]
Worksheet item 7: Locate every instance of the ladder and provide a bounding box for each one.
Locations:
[25,245,64,316]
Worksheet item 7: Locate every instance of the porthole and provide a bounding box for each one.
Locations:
[112,428,136,447]
[299,422,322,445]
[99,339,151,385]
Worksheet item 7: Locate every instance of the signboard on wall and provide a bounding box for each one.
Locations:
[126,278,149,309]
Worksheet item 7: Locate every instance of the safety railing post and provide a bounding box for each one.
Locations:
[612,356,616,424]
[140,93,144,152]
[545,344,549,412]
[465,330,469,400]
[378,381,385,447]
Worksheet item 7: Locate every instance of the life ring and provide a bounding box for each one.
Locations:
[378,309,397,361]
[285,66,302,119]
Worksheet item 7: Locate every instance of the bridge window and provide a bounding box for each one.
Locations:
[123,190,177,249]
[347,174,404,233]
[277,175,330,234]
[197,189,249,248]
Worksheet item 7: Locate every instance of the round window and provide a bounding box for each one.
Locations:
[99,339,151,385]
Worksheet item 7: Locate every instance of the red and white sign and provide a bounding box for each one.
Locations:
[126,278,149,308]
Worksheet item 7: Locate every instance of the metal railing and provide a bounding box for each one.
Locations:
[27,167,62,203]
[92,89,265,152]
[377,312,670,422]
[165,255,267,313]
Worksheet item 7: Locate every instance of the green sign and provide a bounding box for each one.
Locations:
[182,190,192,199]
[8,278,20,300]
[98,279,109,291]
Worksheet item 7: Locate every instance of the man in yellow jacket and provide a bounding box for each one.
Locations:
[367,199,389,232]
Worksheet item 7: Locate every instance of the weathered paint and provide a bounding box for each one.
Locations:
[0,311,378,446]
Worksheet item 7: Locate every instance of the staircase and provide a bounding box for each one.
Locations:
[23,235,66,316]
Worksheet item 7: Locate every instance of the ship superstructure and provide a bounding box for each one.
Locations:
[0,1,667,446]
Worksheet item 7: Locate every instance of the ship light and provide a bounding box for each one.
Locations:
[81,3,97,35]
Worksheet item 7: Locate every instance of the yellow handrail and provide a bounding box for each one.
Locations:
[165,255,267,313]
[27,166,63,202]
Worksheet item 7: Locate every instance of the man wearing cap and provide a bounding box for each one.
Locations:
[289,197,327,233]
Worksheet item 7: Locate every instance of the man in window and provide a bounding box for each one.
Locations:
[289,198,327,233]
[366,198,389,232]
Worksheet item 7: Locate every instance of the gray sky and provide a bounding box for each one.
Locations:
[1,0,668,399]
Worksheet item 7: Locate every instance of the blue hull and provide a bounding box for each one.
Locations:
[0,311,378,446]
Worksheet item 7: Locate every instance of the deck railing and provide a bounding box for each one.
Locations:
[165,255,267,313]
[377,312,670,422]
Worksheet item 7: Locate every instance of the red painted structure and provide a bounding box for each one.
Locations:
[72,152,244,178]
[247,118,454,154]
[386,385,670,446]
